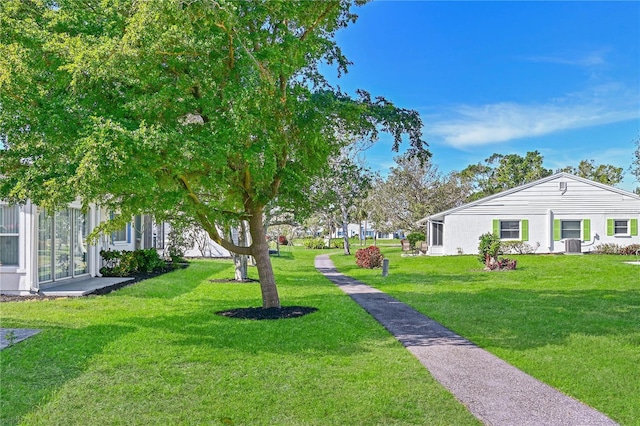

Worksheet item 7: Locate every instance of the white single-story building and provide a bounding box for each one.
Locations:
[419,173,640,256]
[332,221,401,240]
[0,200,158,295]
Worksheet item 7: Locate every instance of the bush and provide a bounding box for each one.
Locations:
[278,235,289,246]
[595,243,640,255]
[501,240,540,254]
[100,249,166,277]
[477,232,517,271]
[406,232,426,249]
[620,244,640,255]
[486,257,517,271]
[478,232,501,267]
[594,243,620,254]
[355,246,384,269]
[302,238,326,249]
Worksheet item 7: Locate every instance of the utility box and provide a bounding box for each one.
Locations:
[565,239,582,254]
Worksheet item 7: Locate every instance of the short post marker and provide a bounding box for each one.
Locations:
[382,258,390,277]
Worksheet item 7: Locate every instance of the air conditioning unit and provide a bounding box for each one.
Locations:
[565,239,582,254]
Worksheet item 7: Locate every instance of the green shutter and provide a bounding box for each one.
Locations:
[631,218,638,236]
[606,219,614,236]
[521,219,529,241]
[582,219,590,242]
[553,219,561,241]
[492,219,499,236]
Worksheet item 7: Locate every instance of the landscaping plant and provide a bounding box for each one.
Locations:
[355,246,384,269]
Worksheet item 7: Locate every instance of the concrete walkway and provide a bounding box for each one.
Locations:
[314,255,618,426]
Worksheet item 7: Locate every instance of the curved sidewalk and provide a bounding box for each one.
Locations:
[314,255,617,426]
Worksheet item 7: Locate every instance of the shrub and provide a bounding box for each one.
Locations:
[302,238,326,249]
[593,243,621,254]
[100,249,166,277]
[406,232,426,249]
[355,246,384,269]
[501,240,540,254]
[278,235,289,246]
[620,244,640,256]
[478,232,517,271]
[596,243,640,255]
[478,232,501,267]
[486,257,518,271]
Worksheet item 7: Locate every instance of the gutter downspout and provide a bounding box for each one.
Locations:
[547,209,553,252]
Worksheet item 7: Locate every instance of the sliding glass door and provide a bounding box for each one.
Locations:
[38,208,90,283]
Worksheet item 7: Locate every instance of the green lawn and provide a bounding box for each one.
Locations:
[330,249,640,425]
[0,249,478,426]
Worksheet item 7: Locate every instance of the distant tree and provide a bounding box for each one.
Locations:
[309,151,372,255]
[632,136,640,193]
[460,151,552,201]
[0,0,428,309]
[557,160,623,186]
[367,154,469,233]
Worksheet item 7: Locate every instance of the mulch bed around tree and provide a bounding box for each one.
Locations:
[216,306,318,320]
[208,278,260,284]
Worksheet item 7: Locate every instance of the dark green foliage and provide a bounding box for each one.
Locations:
[557,160,623,186]
[100,249,167,277]
[478,232,501,266]
[355,246,384,269]
[406,232,425,249]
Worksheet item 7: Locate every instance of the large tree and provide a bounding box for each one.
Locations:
[557,160,623,186]
[460,151,552,201]
[0,0,427,308]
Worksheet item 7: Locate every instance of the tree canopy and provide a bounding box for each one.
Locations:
[0,0,428,308]
[459,151,552,201]
[367,153,468,233]
[557,160,623,186]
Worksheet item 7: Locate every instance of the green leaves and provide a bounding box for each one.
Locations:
[0,0,427,258]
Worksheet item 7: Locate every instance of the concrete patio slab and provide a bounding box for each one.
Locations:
[39,277,134,297]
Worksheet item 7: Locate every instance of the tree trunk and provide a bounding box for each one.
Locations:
[248,208,281,308]
[232,222,249,281]
[341,205,350,255]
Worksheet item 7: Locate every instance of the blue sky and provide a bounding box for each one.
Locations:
[322,1,640,191]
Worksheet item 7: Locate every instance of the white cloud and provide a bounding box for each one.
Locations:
[427,86,639,148]
[522,49,609,68]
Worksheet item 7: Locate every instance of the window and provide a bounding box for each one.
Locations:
[561,220,581,239]
[500,221,520,240]
[431,222,443,246]
[608,219,638,237]
[492,219,529,241]
[0,205,19,266]
[614,220,628,235]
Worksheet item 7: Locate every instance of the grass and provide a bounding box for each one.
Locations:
[0,249,479,426]
[330,248,640,425]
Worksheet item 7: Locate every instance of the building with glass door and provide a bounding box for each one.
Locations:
[1,200,147,295]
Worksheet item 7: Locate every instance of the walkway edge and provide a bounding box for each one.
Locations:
[315,254,618,426]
